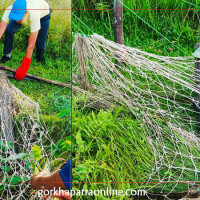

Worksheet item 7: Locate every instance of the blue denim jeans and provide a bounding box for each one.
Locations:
[3,10,51,56]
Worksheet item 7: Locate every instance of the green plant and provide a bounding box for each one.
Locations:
[72,96,154,198]
[0,141,30,192]
[73,0,200,56]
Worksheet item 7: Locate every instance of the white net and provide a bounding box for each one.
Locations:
[73,34,200,198]
[0,70,55,200]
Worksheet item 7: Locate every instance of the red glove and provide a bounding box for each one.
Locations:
[15,57,32,80]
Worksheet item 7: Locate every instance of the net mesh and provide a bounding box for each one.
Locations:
[73,33,200,198]
[0,70,55,200]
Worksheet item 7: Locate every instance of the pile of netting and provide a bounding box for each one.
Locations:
[0,70,55,200]
[73,34,200,198]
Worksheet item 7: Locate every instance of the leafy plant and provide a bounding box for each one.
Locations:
[0,141,30,192]
[72,97,154,198]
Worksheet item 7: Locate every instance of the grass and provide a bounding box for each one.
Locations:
[72,0,200,198]
[72,98,154,199]
[72,97,200,198]
[73,0,200,56]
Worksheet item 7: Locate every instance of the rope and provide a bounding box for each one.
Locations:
[72,22,85,35]
[73,34,200,196]
[181,0,200,8]
[72,13,95,34]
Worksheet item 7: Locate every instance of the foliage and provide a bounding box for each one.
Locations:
[73,0,200,56]
[0,141,30,192]
[72,96,154,198]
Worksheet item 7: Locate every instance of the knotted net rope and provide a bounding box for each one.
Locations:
[73,34,200,198]
[0,71,56,200]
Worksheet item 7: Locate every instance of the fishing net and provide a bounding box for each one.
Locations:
[0,70,56,200]
[73,33,200,198]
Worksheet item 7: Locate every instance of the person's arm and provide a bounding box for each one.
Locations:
[25,31,39,59]
[0,6,12,38]
[15,31,39,80]
[31,171,66,191]
[0,20,8,39]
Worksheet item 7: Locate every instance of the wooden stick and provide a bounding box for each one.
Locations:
[0,66,113,109]
[113,0,124,45]
[0,65,70,88]
[113,0,124,66]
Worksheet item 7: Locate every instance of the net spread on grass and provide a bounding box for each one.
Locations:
[0,71,56,200]
[73,34,200,198]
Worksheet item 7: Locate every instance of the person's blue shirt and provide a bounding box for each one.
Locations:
[59,158,72,190]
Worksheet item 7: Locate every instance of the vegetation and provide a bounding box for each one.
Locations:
[73,0,200,56]
[72,97,154,199]
[72,0,200,199]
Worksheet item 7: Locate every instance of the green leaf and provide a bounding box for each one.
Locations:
[25,162,32,170]
[23,177,29,182]
[57,110,71,118]
[76,132,85,152]
[0,175,7,190]
[164,171,173,176]
[3,165,11,173]
[6,142,13,149]
[0,185,4,191]
[32,145,42,161]
[57,138,71,150]
[1,153,29,162]
[83,183,88,190]
[54,150,61,158]
[0,141,13,151]
[9,176,22,185]
[66,136,71,141]
[52,137,71,157]
[13,153,28,160]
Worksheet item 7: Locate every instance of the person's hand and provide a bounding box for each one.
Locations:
[15,57,32,80]
[30,171,45,190]
[44,190,71,200]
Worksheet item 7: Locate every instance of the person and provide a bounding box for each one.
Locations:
[0,0,51,80]
[31,159,72,200]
